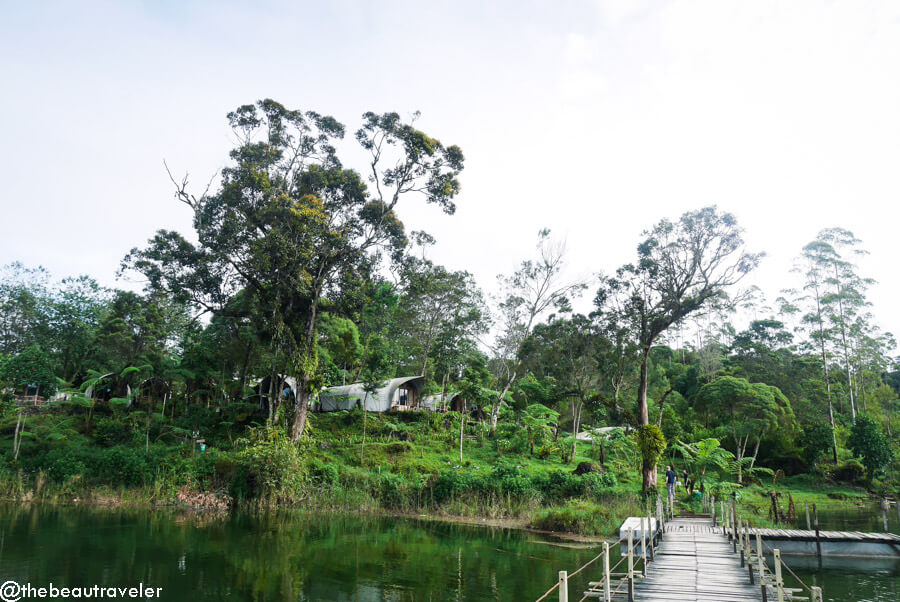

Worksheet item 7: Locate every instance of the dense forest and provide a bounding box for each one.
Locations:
[1,99,897,533]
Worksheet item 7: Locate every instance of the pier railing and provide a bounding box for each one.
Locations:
[535,497,666,602]
[719,497,824,602]
[537,494,826,602]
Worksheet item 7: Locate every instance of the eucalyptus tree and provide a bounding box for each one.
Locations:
[489,230,584,433]
[395,258,487,378]
[520,313,600,462]
[818,228,873,422]
[125,100,464,441]
[595,207,761,490]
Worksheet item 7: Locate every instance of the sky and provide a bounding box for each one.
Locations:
[1,0,898,349]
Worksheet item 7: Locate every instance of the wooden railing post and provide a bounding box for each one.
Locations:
[774,549,784,602]
[603,541,611,602]
[627,528,634,602]
[812,503,821,559]
[756,533,767,602]
[712,494,717,525]
[745,521,754,584]
[731,500,738,553]
[558,570,568,602]
[738,515,745,567]
[805,501,811,531]
[647,513,655,561]
[811,585,823,602]
[640,516,647,577]
[882,498,889,532]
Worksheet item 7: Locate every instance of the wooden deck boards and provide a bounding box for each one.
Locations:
[616,517,760,601]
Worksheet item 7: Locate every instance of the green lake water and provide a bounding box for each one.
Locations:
[0,504,897,601]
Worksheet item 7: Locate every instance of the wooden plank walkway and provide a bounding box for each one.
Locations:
[748,526,900,543]
[622,517,760,601]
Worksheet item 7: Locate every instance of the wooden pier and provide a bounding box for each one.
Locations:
[623,516,760,601]
[538,500,826,602]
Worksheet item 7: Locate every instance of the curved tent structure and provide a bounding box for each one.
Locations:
[422,391,463,412]
[319,376,424,412]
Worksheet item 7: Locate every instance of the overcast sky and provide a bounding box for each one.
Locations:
[1,0,898,349]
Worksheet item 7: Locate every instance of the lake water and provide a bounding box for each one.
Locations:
[0,504,897,601]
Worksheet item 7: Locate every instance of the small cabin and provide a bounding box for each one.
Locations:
[318,376,425,412]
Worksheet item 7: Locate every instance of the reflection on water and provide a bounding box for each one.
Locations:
[0,504,610,601]
[1,504,897,601]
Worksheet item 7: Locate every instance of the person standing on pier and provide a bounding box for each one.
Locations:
[665,465,677,501]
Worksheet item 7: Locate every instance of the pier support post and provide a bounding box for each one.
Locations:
[745,522,753,584]
[774,549,784,602]
[812,504,821,559]
[603,541,611,602]
[627,528,634,602]
[558,570,568,602]
[756,533,767,602]
[731,500,738,553]
[805,501,810,531]
[640,516,647,576]
[882,499,889,533]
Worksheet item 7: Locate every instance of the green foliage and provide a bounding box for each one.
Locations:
[95,447,152,486]
[94,418,133,447]
[847,415,893,479]
[831,458,867,484]
[634,424,666,467]
[798,422,834,467]
[0,346,57,396]
[232,431,307,502]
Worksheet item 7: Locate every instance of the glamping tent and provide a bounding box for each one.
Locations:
[318,376,424,412]
[421,391,464,412]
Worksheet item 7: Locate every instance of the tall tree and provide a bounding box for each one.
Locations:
[489,230,583,434]
[595,207,761,491]
[125,100,464,441]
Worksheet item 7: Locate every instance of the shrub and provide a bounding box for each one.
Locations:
[44,448,88,482]
[431,469,479,502]
[94,419,132,447]
[232,434,306,502]
[309,458,339,486]
[538,470,583,499]
[847,415,893,479]
[488,463,534,497]
[583,471,617,496]
[831,458,866,484]
[94,446,151,486]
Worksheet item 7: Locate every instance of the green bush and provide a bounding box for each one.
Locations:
[431,469,480,502]
[831,458,866,484]
[231,434,307,502]
[94,419,132,447]
[488,463,534,497]
[45,448,88,482]
[583,471,617,495]
[94,446,151,486]
[537,470,583,499]
[309,458,339,486]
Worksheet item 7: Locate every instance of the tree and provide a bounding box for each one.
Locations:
[847,414,893,480]
[0,346,57,397]
[489,230,583,434]
[395,258,486,378]
[798,422,835,469]
[595,207,761,491]
[520,314,601,463]
[125,100,464,441]
[694,376,793,484]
